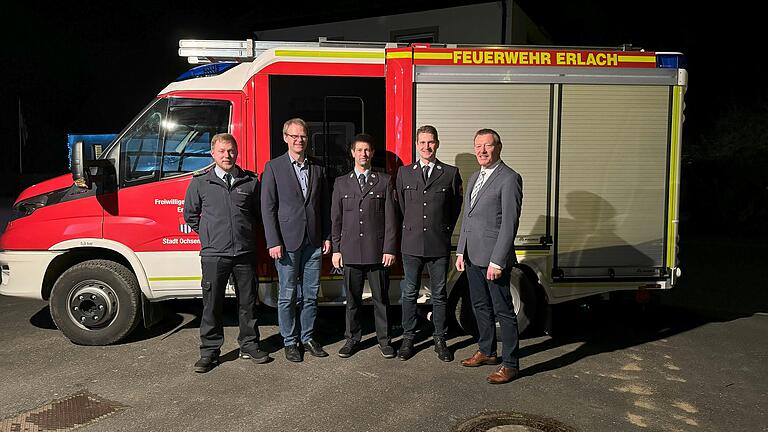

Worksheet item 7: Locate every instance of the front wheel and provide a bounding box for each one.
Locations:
[50,260,142,345]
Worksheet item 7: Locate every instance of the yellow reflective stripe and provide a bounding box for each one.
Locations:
[148,276,201,281]
[274,50,384,59]
[618,55,656,63]
[386,51,413,59]
[414,52,454,60]
[666,87,682,266]
[516,250,549,256]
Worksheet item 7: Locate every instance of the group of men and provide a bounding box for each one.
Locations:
[183,118,523,384]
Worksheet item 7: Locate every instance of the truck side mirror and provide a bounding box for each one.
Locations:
[71,141,92,189]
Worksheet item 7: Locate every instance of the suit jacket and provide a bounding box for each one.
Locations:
[261,152,331,252]
[396,159,462,257]
[331,170,398,265]
[456,161,523,268]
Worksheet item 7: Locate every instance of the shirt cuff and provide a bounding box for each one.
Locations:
[489,262,503,270]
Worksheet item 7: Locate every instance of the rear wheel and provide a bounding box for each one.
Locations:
[449,276,478,338]
[509,266,540,336]
[50,260,142,345]
[449,267,542,338]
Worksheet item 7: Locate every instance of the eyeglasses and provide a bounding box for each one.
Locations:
[285,134,308,141]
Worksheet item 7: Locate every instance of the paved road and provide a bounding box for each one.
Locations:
[0,293,765,432]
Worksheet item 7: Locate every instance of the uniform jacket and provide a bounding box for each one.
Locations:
[456,161,523,268]
[396,159,462,257]
[183,166,259,257]
[260,152,331,252]
[331,170,398,265]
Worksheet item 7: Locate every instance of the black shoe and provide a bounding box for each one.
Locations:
[434,336,453,362]
[397,338,414,361]
[284,344,302,362]
[379,344,396,358]
[304,339,329,357]
[240,349,271,364]
[338,339,358,358]
[194,356,219,373]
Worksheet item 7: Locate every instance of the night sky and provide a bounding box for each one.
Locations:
[3,1,763,190]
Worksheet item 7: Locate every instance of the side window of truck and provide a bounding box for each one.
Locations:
[118,98,231,186]
[161,99,231,178]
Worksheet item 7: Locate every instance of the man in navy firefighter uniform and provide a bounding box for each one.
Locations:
[395,125,463,362]
[331,134,399,358]
[183,133,270,373]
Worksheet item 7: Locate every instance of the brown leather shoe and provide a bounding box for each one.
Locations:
[461,351,501,367]
[487,366,519,384]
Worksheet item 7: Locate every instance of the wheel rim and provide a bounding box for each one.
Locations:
[66,280,119,330]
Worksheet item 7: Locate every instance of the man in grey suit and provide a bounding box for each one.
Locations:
[395,125,462,362]
[455,128,523,384]
[261,118,332,362]
[331,133,398,358]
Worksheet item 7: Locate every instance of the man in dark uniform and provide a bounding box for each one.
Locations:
[331,134,398,358]
[396,125,463,362]
[183,133,270,373]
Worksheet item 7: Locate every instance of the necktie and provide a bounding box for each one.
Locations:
[470,170,486,206]
[224,173,232,189]
[422,165,430,183]
[358,173,366,191]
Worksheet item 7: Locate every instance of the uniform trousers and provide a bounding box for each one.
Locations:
[343,264,390,346]
[199,254,260,357]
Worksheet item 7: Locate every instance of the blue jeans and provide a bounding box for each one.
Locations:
[401,254,448,339]
[275,240,322,346]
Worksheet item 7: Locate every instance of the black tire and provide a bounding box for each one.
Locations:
[450,267,541,338]
[50,260,142,345]
[449,276,478,338]
[509,266,539,336]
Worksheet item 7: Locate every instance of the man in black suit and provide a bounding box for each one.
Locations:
[331,134,398,358]
[261,118,331,362]
[395,125,462,362]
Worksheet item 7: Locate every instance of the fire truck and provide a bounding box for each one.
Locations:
[0,39,686,345]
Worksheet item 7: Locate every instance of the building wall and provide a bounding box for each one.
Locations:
[255,1,548,45]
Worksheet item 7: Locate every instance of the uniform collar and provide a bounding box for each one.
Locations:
[214,165,239,181]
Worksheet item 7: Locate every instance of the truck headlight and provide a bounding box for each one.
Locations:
[12,188,69,219]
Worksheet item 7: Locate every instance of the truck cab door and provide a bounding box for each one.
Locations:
[102,95,239,297]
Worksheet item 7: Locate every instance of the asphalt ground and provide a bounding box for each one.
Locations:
[1,284,766,431]
[1,197,766,431]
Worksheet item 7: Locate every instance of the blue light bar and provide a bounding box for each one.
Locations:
[656,54,686,69]
[175,62,238,81]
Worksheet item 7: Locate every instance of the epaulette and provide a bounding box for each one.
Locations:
[192,167,212,177]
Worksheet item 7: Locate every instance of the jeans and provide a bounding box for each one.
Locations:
[466,257,520,369]
[401,254,448,339]
[275,239,322,346]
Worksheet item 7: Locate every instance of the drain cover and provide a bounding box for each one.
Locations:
[453,411,577,432]
[0,390,127,431]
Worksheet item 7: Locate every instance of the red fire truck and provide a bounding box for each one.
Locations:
[0,39,686,345]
